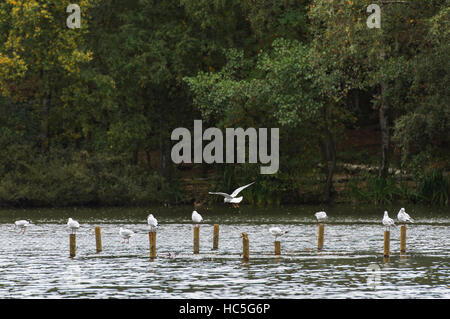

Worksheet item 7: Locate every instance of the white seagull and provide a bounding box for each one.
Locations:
[67,218,80,234]
[147,214,158,231]
[382,211,396,230]
[315,211,327,223]
[14,220,32,234]
[192,210,203,227]
[209,182,255,208]
[397,208,414,225]
[119,227,134,244]
[269,227,288,241]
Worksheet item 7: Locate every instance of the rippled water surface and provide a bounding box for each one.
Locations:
[0,205,448,298]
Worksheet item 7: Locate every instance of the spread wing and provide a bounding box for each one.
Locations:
[208,192,233,199]
[230,182,255,197]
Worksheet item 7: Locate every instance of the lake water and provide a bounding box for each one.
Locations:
[0,205,448,298]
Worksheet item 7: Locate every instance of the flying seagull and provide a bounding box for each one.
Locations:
[314,211,327,224]
[147,214,158,232]
[119,227,134,244]
[382,211,396,231]
[14,220,32,234]
[209,182,255,208]
[67,218,80,234]
[269,227,288,241]
[192,210,203,227]
[397,208,414,225]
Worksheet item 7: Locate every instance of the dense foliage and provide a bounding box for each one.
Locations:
[0,0,448,207]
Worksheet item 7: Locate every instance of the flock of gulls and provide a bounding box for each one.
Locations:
[12,182,415,244]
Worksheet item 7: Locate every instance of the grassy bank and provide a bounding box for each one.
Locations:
[0,149,176,207]
[0,147,447,208]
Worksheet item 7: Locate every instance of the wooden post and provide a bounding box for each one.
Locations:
[274,241,281,255]
[383,230,390,257]
[213,224,219,250]
[400,225,406,253]
[95,226,102,253]
[318,223,325,250]
[149,231,156,259]
[242,232,249,262]
[193,226,200,254]
[70,234,76,258]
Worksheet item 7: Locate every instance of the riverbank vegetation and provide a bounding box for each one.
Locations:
[0,0,448,207]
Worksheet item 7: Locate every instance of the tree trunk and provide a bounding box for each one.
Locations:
[378,51,390,178]
[40,95,49,152]
[353,89,360,113]
[378,93,390,178]
[132,147,139,165]
[40,70,50,155]
[158,121,171,181]
[146,149,152,168]
[322,106,336,203]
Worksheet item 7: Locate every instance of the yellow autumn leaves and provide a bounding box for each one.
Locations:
[0,0,96,98]
[7,0,39,16]
[58,50,93,74]
[0,52,27,92]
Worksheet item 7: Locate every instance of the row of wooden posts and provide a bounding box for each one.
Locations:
[69,224,409,260]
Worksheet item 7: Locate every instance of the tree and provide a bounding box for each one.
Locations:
[308,0,448,178]
[0,0,99,152]
[392,4,450,169]
[186,38,350,202]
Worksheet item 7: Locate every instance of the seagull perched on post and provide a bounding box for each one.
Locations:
[269,227,288,241]
[67,218,80,234]
[147,214,158,232]
[192,210,203,227]
[209,182,255,208]
[314,211,327,224]
[14,220,32,234]
[382,211,396,231]
[119,227,134,244]
[397,208,414,225]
